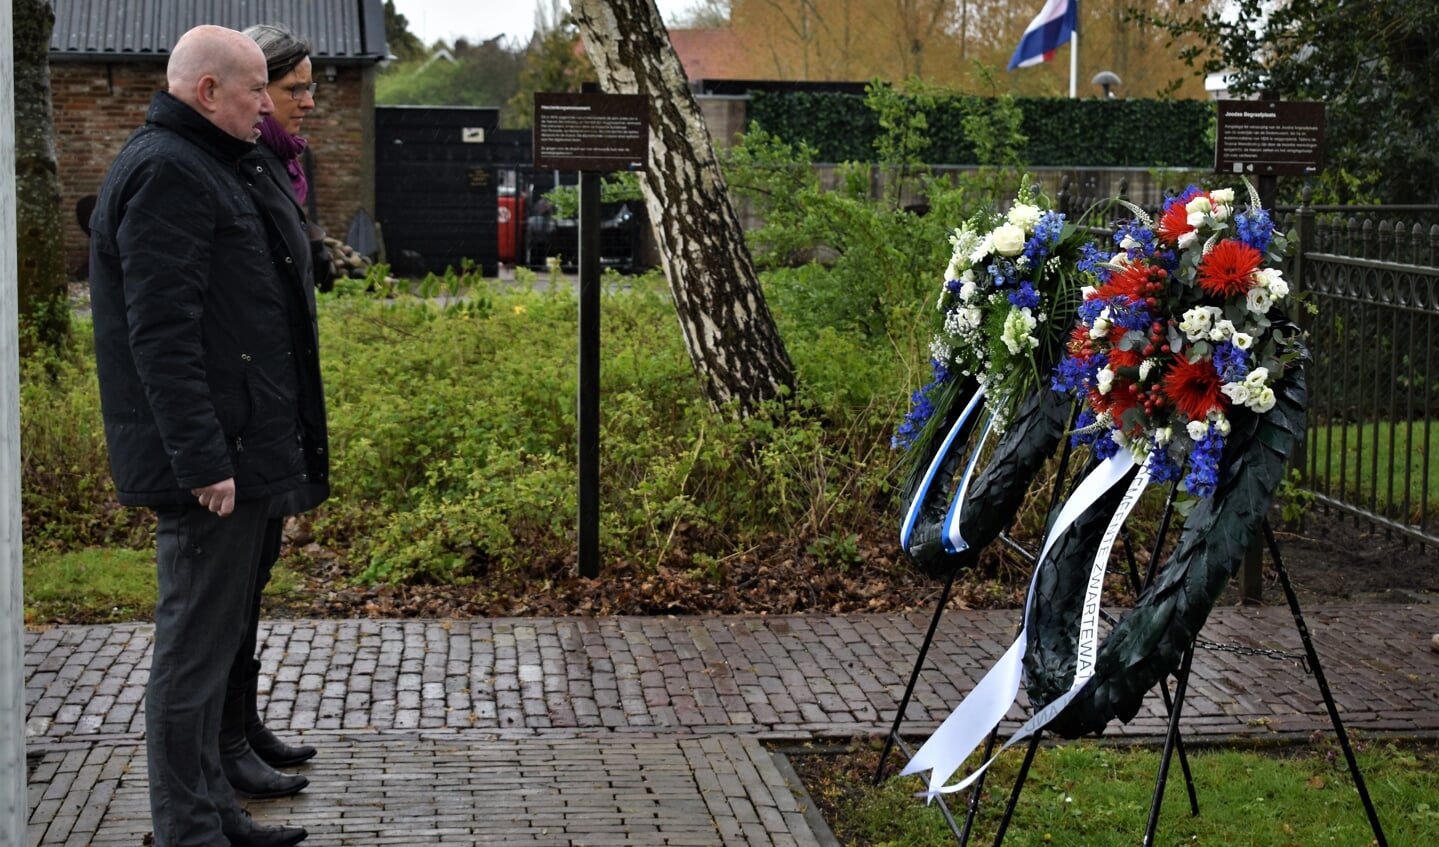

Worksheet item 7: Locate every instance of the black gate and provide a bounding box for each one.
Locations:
[375,107,647,278]
[375,106,529,278]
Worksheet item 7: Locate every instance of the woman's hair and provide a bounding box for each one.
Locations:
[243,23,312,82]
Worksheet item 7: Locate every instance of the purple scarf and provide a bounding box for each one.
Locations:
[258,115,309,204]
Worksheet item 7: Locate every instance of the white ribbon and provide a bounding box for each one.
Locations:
[899,386,987,552]
[901,451,1146,798]
[942,414,998,553]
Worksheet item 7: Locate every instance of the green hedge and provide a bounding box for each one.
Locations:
[748,90,1215,168]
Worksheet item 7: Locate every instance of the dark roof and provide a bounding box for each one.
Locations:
[49,0,389,63]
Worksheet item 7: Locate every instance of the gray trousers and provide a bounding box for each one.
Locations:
[148,498,271,847]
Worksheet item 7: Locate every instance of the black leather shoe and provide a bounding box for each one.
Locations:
[224,810,307,847]
[223,748,309,799]
[248,724,317,768]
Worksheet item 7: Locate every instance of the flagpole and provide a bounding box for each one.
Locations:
[1069,1,1078,98]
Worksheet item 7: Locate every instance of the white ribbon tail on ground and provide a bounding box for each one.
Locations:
[901,451,1142,799]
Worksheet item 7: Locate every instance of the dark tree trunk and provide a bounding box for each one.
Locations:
[570,0,795,414]
[14,0,69,352]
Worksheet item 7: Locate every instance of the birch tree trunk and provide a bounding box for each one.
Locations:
[570,0,796,414]
[13,0,68,352]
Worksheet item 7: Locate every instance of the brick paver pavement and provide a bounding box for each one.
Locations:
[24,603,1439,845]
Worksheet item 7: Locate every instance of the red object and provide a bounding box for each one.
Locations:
[497,194,525,263]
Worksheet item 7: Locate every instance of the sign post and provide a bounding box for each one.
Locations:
[1215,98,1324,602]
[534,91,648,579]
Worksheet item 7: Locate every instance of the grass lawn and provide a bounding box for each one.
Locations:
[23,547,302,625]
[1306,419,1439,523]
[793,737,1439,846]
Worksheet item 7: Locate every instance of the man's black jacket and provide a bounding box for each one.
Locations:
[89,91,329,508]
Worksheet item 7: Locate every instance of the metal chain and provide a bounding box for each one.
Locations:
[1193,637,1310,673]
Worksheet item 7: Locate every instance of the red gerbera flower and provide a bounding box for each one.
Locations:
[1096,263,1149,303]
[1155,193,1205,245]
[1107,325,1145,370]
[1196,239,1263,298]
[1162,355,1226,420]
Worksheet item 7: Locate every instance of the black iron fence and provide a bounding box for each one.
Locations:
[1292,199,1439,546]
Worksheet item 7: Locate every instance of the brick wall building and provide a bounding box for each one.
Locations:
[49,0,387,277]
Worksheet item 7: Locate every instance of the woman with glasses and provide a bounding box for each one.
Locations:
[214,22,334,803]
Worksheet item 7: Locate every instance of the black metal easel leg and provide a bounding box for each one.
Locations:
[1263,520,1389,847]
[1143,645,1196,846]
[989,731,1044,847]
[875,562,961,784]
[957,728,1002,846]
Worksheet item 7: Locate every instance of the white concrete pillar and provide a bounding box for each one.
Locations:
[0,0,30,843]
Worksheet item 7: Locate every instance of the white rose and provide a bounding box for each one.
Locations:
[945,258,964,281]
[1246,286,1274,314]
[1179,306,1214,341]
[1177,230,1198,251]
[1007,203,1042,230]
[1096,367,1115,394]
[1090,307,1112,339]
[1247,386,1277,413]
[1187,420,1210,441]
[1221,382,1251,405]
[1210,188,1234,205]
[991,223,1027,257]
[959,280,977,301]
[1259,268,1290,298]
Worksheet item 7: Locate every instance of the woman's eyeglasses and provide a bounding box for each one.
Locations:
[285,82,318,101]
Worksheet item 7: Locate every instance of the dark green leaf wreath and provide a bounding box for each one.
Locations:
[1023,356,1307,738]
[900,381,1070,580]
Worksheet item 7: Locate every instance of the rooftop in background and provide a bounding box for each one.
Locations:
[48,0,390,63]
[667,27,749,81]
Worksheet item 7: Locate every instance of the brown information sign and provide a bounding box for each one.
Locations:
[533,92,649,172]
[1215,100,1325,176]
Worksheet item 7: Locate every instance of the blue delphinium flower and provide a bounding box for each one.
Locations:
[1234,207,1273,254]
[1077,241,1110,277]
[1146,439,1183,485]
[1007,281,1041,310]
[1052,351,1102,394]
[1093,430,1120,460]
[1211,341,1249,383]
[1022,212,1066,266]
[1113,221,1156,259]
[892,361,952,449]
[1183,426,1225,498]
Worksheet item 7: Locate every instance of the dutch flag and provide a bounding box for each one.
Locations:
[1008,0,1078,70]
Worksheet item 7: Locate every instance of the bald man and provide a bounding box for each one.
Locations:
[89,24,328,847]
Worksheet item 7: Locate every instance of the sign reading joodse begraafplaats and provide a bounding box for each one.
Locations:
[1215,100,1325,176]
[533,93,649,172]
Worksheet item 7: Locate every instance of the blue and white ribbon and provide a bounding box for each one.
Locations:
[899,386,987,553]
[901,451,1148,798]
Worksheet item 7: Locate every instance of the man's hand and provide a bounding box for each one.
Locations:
[191,478,236,516]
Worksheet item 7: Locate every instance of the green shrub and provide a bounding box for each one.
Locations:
[19,333,147,549]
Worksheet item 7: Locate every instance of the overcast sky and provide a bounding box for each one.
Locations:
[391,0,700,48]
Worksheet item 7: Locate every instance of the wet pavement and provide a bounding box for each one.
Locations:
[25,602,1439,845]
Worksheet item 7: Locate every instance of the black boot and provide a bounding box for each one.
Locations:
[245,658,317,768]
[221,682,309,799]
[223,808,307,847]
